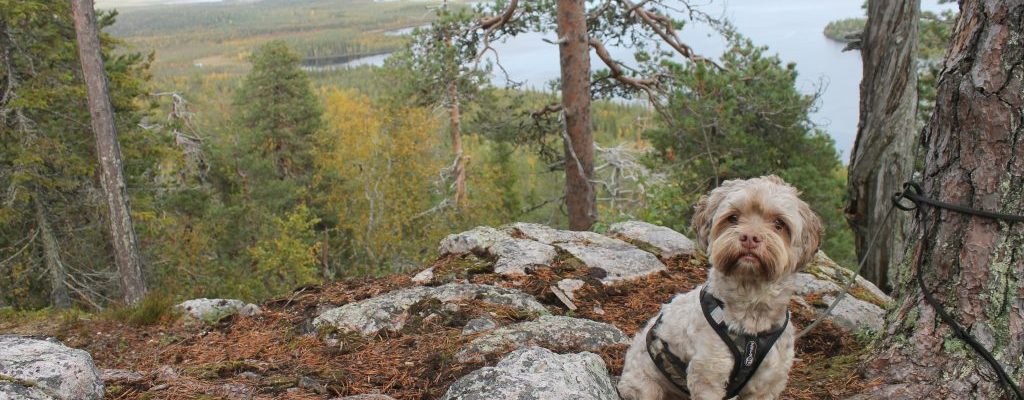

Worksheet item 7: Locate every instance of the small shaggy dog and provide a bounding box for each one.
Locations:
[618,176,823,400]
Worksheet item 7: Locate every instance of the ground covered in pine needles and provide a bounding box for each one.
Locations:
[0,254,877,399]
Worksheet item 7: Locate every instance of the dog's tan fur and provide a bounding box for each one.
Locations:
[618,176,823,400]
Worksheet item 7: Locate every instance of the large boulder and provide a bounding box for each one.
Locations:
[456,315,629,363]
[505,223,666,284]
[804,252,893,304]
[441,347,619,400]
[438,226,558,276]
[607,220,696,258]
[796,252,892,333]
[0,336,104,400]
[175,298,261,324]
[313,283,548,336]
[820,293,885,332]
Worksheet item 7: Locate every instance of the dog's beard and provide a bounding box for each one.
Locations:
[709,231,791,281]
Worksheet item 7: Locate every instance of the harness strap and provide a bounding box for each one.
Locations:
[700,286,789,398]
[645,313,691,396]
[645,286,789,399]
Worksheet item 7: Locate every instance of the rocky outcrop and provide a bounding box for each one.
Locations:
[505,223,665,284]
[313,283,547,336]
[175,298,261,324]
[441,347,619,400]
[438,226,557,276]
[607,220,695,258]
[433,223,668,285]
[456,315,629,363]
[0,336,104,400]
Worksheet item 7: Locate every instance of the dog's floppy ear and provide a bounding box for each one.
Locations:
[691,180,738,252]
[796,202,824,268]
[691,193,713,252]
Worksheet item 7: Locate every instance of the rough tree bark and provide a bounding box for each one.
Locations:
[858,1,1024,398]
[847,0,919,292]
[71,0,147,305]
[448,80,467,208]
[34,196,71,310]
[557,0,596,230]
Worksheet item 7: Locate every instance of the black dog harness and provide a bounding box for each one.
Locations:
[645,286,789,399]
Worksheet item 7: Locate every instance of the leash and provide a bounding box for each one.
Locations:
[799,180,1023,399]
[892,182,1024,400]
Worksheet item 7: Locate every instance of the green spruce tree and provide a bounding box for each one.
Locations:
[644,37,855,266]
[0,0,156,308]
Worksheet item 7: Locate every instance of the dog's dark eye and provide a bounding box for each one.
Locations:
[774,219,787,231]
[727,214,739,224]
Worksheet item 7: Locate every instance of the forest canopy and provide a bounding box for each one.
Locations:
[3,0,866,309]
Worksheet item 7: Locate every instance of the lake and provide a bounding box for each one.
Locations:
[334,0,956,161]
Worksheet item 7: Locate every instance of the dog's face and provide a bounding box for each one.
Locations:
[691,175,822,281]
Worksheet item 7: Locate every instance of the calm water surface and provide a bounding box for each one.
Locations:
[344,0,956,161]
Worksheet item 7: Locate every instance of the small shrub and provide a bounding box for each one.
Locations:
[104,292,179,326]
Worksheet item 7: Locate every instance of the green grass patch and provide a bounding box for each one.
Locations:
[102,292,179,326]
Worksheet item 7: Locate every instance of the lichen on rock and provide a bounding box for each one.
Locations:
[175,298,261,324]
[442,347,619,400]
[456,315,628,363]
[0,336,104,400]
[607,220,696,258]
[313,283,548,336]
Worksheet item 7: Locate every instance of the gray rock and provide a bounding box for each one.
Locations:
[313,283,548,336]
[504,223,626,248]
[0,382,52,400]
[792,272,842,296]
[99,369,144,384]
[489,238,558,276]
[175,298,261,324]
[557,242,665,285]
[438,226,510,255]
[330,395,397,400]
[805,252,893,304]
[556,279,585,301]
[607,220,696,258]
[456,315,629,363]
[236,371,260,380]
[442,347,619,400]
[505,223,665,285]
[0,336,104,400]
[461,317,499,336]
[821,294,885,333]
[411,267,435,284]
[298,375,326,394]
[438,226,558,277]
[218,383,252,399]
[155,365,178,382]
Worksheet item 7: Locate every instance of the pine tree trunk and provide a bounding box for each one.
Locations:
[448,81,467,208]
[857,1,1024,397]
[71,0,147,305]
[846,0,919,292]
[34,196,71,310]
[557,0,596,230]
